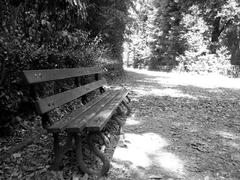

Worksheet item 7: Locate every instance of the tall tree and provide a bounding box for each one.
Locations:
[86,0,130,62]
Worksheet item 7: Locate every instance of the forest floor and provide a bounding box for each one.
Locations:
[106,68,240,180]
[2,68,240,180]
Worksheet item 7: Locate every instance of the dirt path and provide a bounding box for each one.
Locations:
[107,68,240,180]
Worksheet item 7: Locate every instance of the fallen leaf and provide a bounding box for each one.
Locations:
[12,153,21,158]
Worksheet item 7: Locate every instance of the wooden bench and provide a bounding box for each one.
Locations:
[23,66,131,176]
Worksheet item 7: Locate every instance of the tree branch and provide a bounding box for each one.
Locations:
[0,129,47,161]
[0,59,6,86]
[212,17,232,43]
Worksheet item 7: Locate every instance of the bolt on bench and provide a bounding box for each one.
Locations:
[23,66,131,176]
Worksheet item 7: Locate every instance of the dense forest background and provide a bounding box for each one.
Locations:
[126,0,240,75]
[1,0,240,132]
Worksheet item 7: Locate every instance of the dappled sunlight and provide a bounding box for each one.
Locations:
[112,132,185,177]
[214,130,240,140]
[207,89,223,93]
[222,140,240,150]
[151,88,197,99]
[126,68,240,90]
[125,113,141,126]
[213,130,240,150]
[132,88,149,96]
[117,67,240,179]
[132,86,197,99]
[152,152,185,175]
[152,73,240,89]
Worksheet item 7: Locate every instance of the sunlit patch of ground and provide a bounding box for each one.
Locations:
[112,133,185,179]
[132,88,197,99]
[126,67,240,89]
[213,130,240,140]
[125,114,141,126]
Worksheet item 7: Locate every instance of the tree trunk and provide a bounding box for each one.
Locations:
[211,17,222,43]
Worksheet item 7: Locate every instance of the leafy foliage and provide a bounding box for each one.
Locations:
[175,0,240,75]
[0,0,129,132]
[126,0,186,70]
[126,0,240,75]
[86,0,130,62]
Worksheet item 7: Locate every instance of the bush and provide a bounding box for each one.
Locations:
[175,46,234,75]
[0,1,112,133]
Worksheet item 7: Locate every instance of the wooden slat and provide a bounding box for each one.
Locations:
[23,66,103,84]
[86,88,128,131]
[66,90,121,132]
[36,79,107,114]
[48,90,113,133]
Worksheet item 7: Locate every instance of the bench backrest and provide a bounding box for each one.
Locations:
[23,66,106,114]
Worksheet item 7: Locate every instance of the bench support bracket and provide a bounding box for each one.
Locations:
[75,133,110,176]
[112,115,124,135]
[122,99,131,115]
[126,95,131,103]
[52,133,73,170]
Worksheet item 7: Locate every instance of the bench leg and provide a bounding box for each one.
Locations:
[75,133,110,176]
[41,114,52,129]
[122,99,131,115]
[105,119,119,134]
[99,133,110,147]
[116,106,123,115]
[125,95,131,103]
[112,115,124,135]
[52,133,73,170]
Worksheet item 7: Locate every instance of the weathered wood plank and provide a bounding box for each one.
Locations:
[23,66,103,84]
[86,88,128,131]
[36,79,107,114]
[66,90,121,132]
[48,90,113,133]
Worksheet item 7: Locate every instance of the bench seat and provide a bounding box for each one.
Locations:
[85,88,128,132]
[48,89,127,133]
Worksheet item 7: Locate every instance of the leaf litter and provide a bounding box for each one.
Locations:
[1,69,240,179]
[106,69,240,180]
